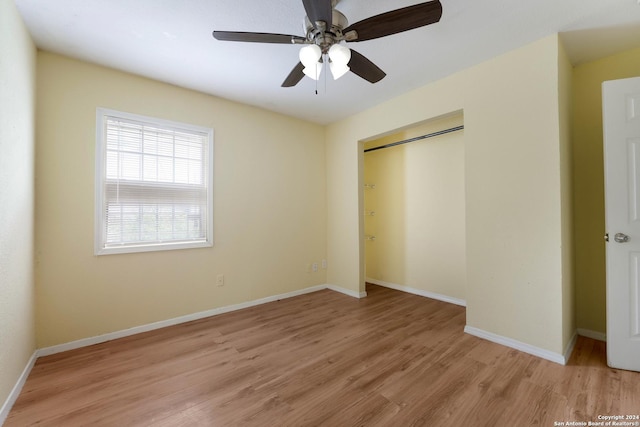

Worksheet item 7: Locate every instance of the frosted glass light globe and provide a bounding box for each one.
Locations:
[330,62,349,80]
[303,63,323,80]
[299,44,322,68]
[328,44,351,66]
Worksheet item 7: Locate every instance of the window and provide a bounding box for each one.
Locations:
[95,108,213,255]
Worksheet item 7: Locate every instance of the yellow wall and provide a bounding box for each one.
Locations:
[35,52,327,347]
[327,35,572,355]
[363,114,466,300]
[0,0,36,412]
[572,46,640,335]
[559,41,576,347]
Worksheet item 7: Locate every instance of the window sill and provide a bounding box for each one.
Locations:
[95,240,213,256]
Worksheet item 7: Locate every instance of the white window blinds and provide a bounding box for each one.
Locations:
[95,109,213,255]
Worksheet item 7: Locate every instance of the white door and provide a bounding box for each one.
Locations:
[603,76,640,372]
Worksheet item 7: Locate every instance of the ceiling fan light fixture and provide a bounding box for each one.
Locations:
[299,44,322,68]
[328,44,351,80]
[328,43,351,66]
[330,62,350,80]
[303,63,323,80]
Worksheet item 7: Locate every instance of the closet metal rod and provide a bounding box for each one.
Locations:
[363,125,464,153]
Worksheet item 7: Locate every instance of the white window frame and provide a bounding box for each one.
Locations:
[95,108,214,255]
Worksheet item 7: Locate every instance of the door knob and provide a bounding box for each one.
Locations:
[614,233,630,243]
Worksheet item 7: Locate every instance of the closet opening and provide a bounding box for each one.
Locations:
[362,111,467,306]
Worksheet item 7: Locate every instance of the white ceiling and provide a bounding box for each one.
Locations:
[14,0,640,124]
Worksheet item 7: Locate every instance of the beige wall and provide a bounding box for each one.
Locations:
[363,114,466,300]
[0,0,37,413]
[572,46,640,335]
[327,35,572,355]
[35,52,327,347]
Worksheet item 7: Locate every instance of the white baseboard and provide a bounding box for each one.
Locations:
[366,278,466,307]
[37,284,334,357]
[0,351,37,425]
[36,284,368,358]
[4,284,355,419]
[326,284,367,299]
[577,328,607,342]
[464,326,569,365]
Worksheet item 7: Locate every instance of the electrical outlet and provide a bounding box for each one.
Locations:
[216,274,224,287]
[312,263,318,272]
[322,259,327,269]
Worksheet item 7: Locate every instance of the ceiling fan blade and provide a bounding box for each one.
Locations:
[213,31,305,44]
[302,0,332,29]
[348,50,386,83]
[343,0,442,42]
[282,62,306,87]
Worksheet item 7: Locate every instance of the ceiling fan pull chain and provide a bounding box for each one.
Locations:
[315,61,320,95]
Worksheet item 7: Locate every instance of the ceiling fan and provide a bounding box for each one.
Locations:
[212,0,443,87]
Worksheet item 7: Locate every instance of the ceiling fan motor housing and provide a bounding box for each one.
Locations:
[304,10,349,53]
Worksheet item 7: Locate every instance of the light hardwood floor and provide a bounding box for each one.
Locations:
[6,285,640,426]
